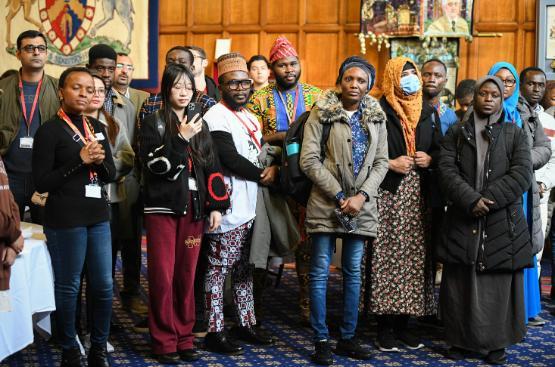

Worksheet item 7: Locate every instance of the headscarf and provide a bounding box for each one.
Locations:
[382,57,422,156]
[336,56,376,91]
[487,62,522,127]
[472,75,505,126]
[269,36,298,63]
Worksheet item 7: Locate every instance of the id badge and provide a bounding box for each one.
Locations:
[95,132,105,141]
[19,137,34,149]
[85,184,102,198]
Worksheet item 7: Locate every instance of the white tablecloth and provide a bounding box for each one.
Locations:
[0,233,56,362]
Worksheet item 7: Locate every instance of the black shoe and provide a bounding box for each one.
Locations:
[205,332,244,355]
[87,344,111,367]
[311,340,333,365]
[61,347,82,367]
[485,348,507,365]
[154,352,180,365]
[396,329,424,350]
[334,338,372,360]
[133,318,149,333]
[231,326,275,345]
[528,316,546,327]
[375,329,401,352]
[445,347,466,360]
[178,348,200,362]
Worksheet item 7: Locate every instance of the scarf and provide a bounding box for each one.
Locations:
[382,57,422,155]
[487,62,522,128]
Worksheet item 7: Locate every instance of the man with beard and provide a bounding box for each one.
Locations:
[202,52,277,354]
[0,30,59,224]
[248,36,322,325]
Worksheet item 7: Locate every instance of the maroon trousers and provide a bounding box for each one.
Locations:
[145,212,203,354]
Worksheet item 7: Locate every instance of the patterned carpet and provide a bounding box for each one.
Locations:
[2,252,554,367]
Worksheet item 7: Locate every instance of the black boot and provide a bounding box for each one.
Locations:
[311,340,333,365]
[60,347,82,367]
[253,268,269,323]
[205,332,244,355]
[334,338,372,360]
[87,344,111,367]
[231,325,275,345]
[485,348,507,365]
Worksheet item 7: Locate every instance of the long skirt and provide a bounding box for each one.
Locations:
[370,170,436,316]
[441,264,526,354]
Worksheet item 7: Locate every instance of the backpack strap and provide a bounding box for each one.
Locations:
[319,124,332,162]
[154,110,165,139]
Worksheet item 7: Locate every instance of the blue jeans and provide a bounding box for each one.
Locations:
[309,233,366,341]
[45,221,113,349]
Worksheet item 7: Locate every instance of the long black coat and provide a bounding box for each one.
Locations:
[437,114,533,272]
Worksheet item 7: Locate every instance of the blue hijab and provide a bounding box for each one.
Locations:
[487,62,522,128]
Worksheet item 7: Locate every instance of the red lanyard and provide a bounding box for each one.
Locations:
[57,108,98,182]
[276,84,300,125]
[222,103,261,150]
[19,76,43,136]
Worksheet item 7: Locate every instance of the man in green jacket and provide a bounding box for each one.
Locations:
[0,30,60,224]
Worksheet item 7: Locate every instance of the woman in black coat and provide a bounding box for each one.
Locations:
[438,75,533,364]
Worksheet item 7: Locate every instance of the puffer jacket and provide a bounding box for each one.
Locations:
[518,97,552,254]
[0,72,59,155]
[300,91,389,238]
[438,113,533,272]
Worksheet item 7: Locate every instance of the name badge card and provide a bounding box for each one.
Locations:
[19,137,34,149]
[85,184,102,198]
[95,132,105,141]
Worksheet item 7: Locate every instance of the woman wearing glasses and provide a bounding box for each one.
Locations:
[32,67,115,367]
[140,63,229,364]
[489,62,551,328]
[84,75,134,278]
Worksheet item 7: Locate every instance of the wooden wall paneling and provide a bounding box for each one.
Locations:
[475,0,517,23]
[193,0,223,25]
[473,33,517,77]
[262,33,299,58]
[524,31,537,68]
[306,0,340,24]
[346,0,361,25]
[159,0,187,26]
[229,0,261,25]
[266,0,299,25]
[305,33,339,88]
[229,33,260,60]
[190,33,224,76]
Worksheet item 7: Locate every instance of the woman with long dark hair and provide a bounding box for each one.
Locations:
[140,63,229,364]
[32,67,115,367]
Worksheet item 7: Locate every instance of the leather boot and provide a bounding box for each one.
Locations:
[87,344,111,367]
[205,332,244,355]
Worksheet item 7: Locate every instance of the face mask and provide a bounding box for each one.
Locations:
[400,74,421,95]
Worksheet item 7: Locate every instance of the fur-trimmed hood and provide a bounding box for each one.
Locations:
[315,90,386,125]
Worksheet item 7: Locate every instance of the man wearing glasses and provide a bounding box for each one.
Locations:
[247,36,322,326]
[0,30,59,224]
[185,46,220,101]
[114,53,149,123]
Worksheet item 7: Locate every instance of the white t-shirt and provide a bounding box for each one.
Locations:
[204,102,262,233]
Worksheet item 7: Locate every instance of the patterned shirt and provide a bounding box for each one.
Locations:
[434,101,459,135]
[247,82,322,136]
[104,88,115,116]
[138,91,216,124]
[348,105,368,178]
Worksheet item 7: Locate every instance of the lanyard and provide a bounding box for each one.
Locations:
[222,103,261,150]
[19,77,43,136]
[57,108,98,183]
[276,84,301,125]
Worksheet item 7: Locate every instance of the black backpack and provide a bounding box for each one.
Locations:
[280,110,331,206]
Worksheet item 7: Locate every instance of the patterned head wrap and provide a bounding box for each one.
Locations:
[269,36,298,63]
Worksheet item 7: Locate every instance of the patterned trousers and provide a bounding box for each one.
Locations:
[204,220,256,332]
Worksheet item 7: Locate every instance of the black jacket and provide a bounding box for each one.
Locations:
[379,97,440,196]
[140,110,229,219]
[437,114,533,272]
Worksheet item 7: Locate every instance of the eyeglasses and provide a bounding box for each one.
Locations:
[93,88,106,96]
[172,83,193,92]
[116,63,134,71]
[499,78,516,87]
[20,45,47,53]
[225,79,253,90]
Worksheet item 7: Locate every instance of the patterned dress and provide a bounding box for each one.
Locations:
[370,170,436,316]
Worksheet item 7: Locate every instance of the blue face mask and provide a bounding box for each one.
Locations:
[400,74,421,95]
